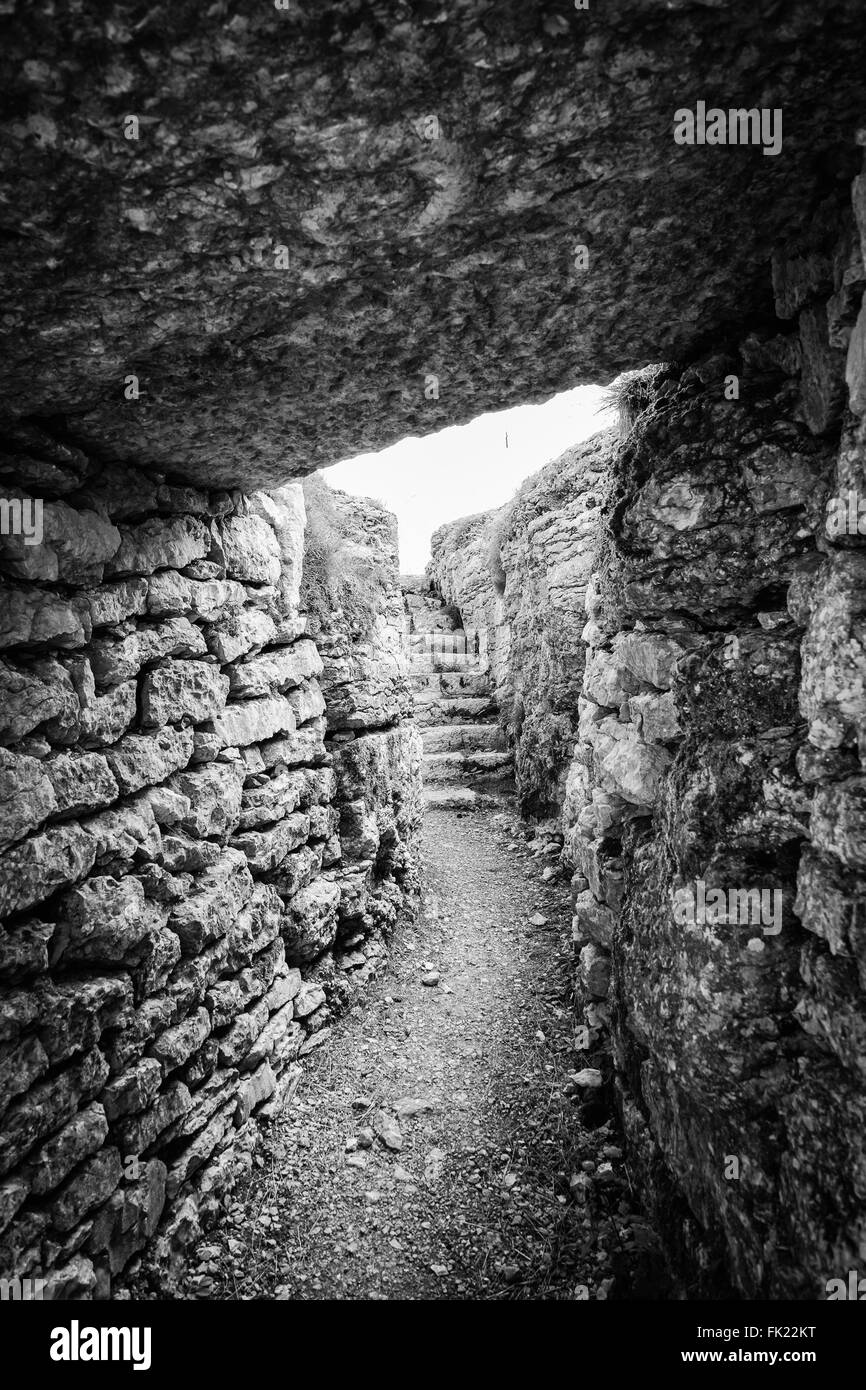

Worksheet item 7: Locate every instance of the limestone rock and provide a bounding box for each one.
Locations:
[230,812,311,874]
[44,751,119,819]
[168,851,253,957]
[171,1070,237,1143]
[293,983,326,1018]
[0,497,120,586]
[89,617,207,687]
[54,875,157,967]
[106,726,194,797]
[141,661,230,728]
[250,485,306,612]
[282,878,341,966]
[37,979,129,1073]
[241,1003,302,1074]
[0,747,56,847]
[217,1001,269,1069]
[228,639,322,699]
[165,1103,235,1201]
[0,1049,108,1180]
[0,820,97,918]
[579,943,611,1000]
[628,691,681,744]
[74,669,137,747]
[168,762,244,839]
[204,607,276,664]
[84,579,149,628]
[811,779,866,871]
[613,632,689,692]
[88,1160,167,1276]
[287,682,326,728]
[234,1062,277,1126]
[0,1175,28,1237]
[0,656,78,742]
[237,767,306,829]
[0,919,53,983]
[224,884,284,973]
[212,695,296,749]
[24,1102,108,1197]
[217,515,281,586]
[99,1058,163,1123]
[149,1008,211,1078]
[0,584,91,650]
[106,517,210,577]
[0,5,861,489]
[112,1082,191,1157]
[49,1145,123,1235]
[0,1033,49,1117]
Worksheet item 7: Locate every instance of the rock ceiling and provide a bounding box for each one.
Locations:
[0,0,864,487]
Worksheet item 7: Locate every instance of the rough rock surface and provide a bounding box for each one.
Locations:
[425,154,866,1297]
[1,2,865,484]
[300,478,423,1036]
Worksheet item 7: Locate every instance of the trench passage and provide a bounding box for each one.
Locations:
[165,805,659,1300]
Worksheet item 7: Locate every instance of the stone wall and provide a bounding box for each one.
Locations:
[567,163,866,1296]
[570,358,837,1297]
[302,480,423,1010]
[425,157,866,1298]
[0,447,420,1296]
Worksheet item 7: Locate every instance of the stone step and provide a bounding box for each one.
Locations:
[410,654,483,674]
[409,637,474,659]
[408,612,460,634]
[423,750,513,783]
[424,787,496,811]
[422,722,507,754]
[414,695,496,727]
[412,671,493,697]
[404,587,444,603]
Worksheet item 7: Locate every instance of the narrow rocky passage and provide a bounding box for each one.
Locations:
[162,804,664,1302]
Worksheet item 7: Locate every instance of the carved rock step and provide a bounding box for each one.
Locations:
[422,750,513,783]
[421,723,507,755]
[409,654,483,674]
[403,591,447,613]
[414,696,496,727]
[406,610,461,635]
[423,786,497,810]
[411,671,493,697]
[408,637,471,659]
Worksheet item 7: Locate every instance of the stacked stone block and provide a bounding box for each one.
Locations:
[0,445,421,1296]
[301,486,423,1026]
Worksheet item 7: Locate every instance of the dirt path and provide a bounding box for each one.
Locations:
[172,803,663,1301]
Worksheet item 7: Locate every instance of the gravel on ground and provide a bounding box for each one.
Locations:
[172,803,668,1301]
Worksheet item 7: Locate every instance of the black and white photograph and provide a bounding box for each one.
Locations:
[0,0,865,1368]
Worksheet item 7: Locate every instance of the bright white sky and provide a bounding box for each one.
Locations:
[324,384,614,573]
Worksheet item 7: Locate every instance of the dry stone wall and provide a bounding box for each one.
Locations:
[0,446,420,1296]
[303,484,423,1015]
